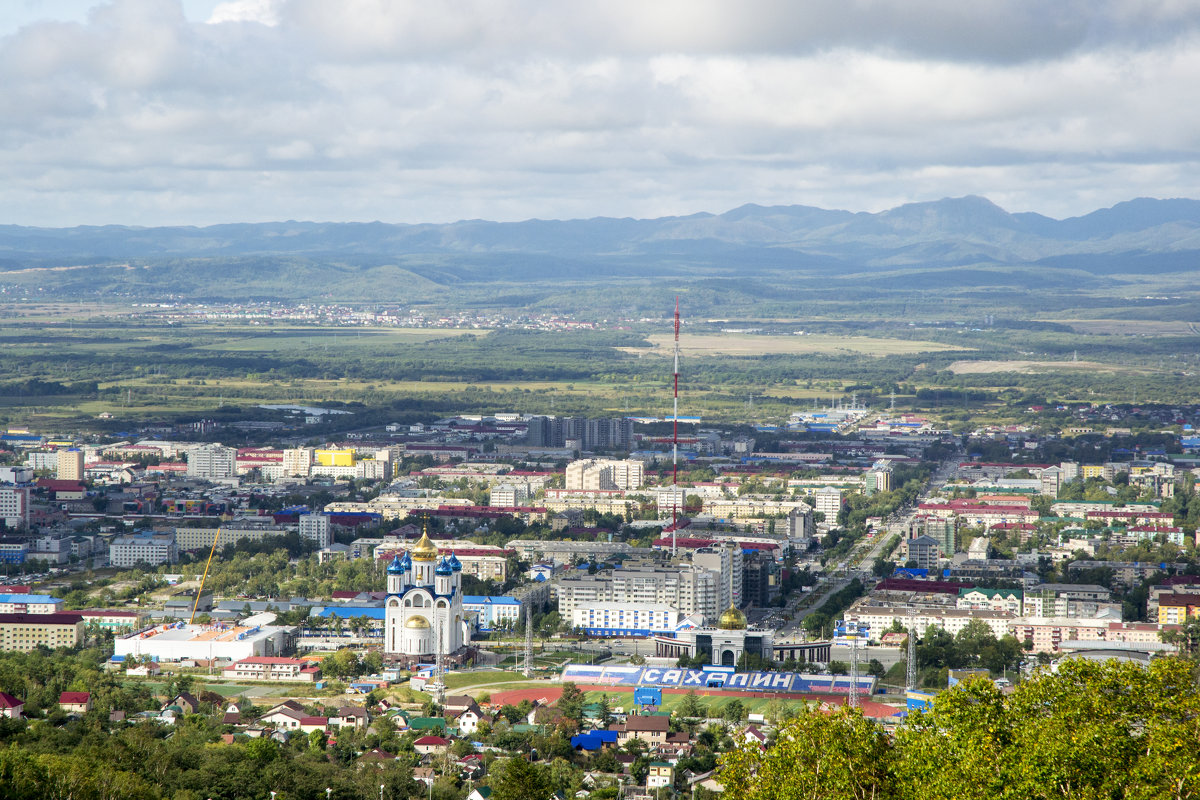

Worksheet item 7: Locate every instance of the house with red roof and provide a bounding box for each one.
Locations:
[0,691,23,719]
[260,706,307,730]
[298,716,329,734]
[58,691,91,713]
[414,735,451,755]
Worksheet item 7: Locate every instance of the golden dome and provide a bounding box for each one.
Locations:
[410,532,438,561]
[717,605,747,630]
[405,615,431,629]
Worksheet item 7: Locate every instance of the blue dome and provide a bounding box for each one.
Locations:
[399,552,412,570]
[386,555,405,575]
[448,553,462,572]
[435,558,453,576]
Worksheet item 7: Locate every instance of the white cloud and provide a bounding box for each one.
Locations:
[207,0,281,26]
[0,0,1198,225]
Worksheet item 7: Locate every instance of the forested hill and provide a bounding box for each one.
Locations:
[1,196,1198,310]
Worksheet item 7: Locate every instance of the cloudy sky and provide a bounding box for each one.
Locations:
[2,0,1198,226]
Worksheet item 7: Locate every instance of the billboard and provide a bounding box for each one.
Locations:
[561,664,875,696]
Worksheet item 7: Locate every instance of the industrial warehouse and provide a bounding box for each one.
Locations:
[113,621,294,663]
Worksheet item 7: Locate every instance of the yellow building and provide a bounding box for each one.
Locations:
[315,449,356,467]
[1157,593,1200,625]
[1081,465,1106,479]
[0,613,84,652]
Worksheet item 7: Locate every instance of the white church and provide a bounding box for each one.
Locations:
[383,531,470,664]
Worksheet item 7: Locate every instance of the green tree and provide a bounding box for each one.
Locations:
[558,681,586,724]
[678,689,706,719]
[721,707,895,800]
[490,755,551,800]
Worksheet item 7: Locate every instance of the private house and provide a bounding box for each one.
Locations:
[126,662,162,677]
[647,762,675,790]
[616,714,670,747]
[332,706,369,729]
[299,716,329,734]
[447,699,488,735]
[414,735,451,756]
[166,692,201,715]
[743,725,768,746]
[260,701,309,730]
[59,692,92,714]
[0,691,23,718]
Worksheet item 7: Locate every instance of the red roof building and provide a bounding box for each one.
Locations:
[58,692,92,712]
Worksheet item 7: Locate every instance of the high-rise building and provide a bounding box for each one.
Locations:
[282,448,314,477]
[813,487,843,521]
[186,445,236,480]
[565,458,644,491]
[0,488,30,530]
[489,484,531,507]
[527,416,633,451]
[57,449,84,482]
[298,513,331,549]
[693,544,743,611]
[557,562,728,625]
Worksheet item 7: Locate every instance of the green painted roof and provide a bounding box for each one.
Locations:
[958,587,1023,599]
[408,717,446,730]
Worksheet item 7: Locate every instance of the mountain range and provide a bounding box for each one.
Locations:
[1,196,1198,309]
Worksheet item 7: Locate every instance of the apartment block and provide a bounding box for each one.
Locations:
[565,458,644,491]
[109,532,178,568]
[0,487,30,529]
[299,513,332,549]
[57,449,85,481]
[186,444,236,480]
[0,613,84,652]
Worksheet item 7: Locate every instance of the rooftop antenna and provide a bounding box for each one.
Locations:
[672,296,681,556]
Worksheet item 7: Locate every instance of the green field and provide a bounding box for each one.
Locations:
[3,303,1200,430]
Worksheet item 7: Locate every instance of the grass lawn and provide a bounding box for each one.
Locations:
[440,671,538,690]
[579,689,812,716]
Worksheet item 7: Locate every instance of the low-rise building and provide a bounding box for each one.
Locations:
[77,609,147,632]
[957,588,1023,616]
[0,613,84,651]
[223,656,319,682]
[617,714,670,747]
[462,596,522,630]
[647,762,675,789]
[109,532,178,568]
[58,692,92,714]
[115,622,294,663]
[0,594,64,614]
[0,691,23,718]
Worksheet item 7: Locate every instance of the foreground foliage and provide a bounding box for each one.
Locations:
[721,658,1200,800]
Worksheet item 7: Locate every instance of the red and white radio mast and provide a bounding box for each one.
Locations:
[672,296,680,556]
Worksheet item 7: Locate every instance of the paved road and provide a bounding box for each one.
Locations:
[773,451,962,642]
